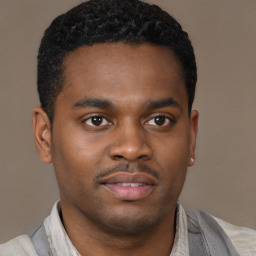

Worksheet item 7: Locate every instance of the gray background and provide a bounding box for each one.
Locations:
[0,0,255,243]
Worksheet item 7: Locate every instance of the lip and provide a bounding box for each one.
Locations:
[100,172,158,201]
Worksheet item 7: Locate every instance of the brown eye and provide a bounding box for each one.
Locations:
[154,116,166,126]
[91,116,103,126]
[146,115,171,126]
[85,116,110,127]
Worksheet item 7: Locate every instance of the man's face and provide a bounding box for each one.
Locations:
[36,43,198,234]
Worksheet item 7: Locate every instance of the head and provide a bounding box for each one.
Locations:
[37,0,197,124]
[34,0,198,236]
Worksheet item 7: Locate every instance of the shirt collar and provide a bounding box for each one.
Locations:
[170,201,189,256]
[44,201,189,256]
[44,201,81,256]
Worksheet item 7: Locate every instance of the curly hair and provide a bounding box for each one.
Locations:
[38,0,197,123]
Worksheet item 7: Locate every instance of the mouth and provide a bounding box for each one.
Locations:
[100,172,158,201]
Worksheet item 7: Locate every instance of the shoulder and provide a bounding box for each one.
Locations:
[187,209,256,255]
[214,216,256,256]
[0,235,37,256]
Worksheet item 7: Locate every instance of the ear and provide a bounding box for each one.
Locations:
[33,107,52,163]
[187,110,199,167]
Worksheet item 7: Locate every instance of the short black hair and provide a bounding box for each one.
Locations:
[38,0,197,123]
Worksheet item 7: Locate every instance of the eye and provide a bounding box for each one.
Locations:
[146,115,172,126]
[84,116,110,127]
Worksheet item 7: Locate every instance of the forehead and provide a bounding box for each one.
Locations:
[59,43,187,109]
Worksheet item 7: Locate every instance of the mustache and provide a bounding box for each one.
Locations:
[94,163,160,183]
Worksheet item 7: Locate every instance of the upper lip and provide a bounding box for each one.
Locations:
[99,172,158,185]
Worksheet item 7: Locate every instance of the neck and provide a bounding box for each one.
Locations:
[60,202,177,256]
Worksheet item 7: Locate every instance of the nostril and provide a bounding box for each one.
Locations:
[114,155,124,160]
[112,154,150,161]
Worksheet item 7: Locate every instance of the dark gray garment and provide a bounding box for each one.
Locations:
[29,211,240,256]
[187,211,240,256]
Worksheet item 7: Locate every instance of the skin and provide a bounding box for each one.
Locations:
[33,43,198,256]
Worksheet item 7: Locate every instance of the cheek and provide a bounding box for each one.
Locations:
[53,125,104,166]
[51,130,103,193]
[155,131,190,193]
[156,129,190,168]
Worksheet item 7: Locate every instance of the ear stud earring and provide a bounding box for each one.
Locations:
[189,157,195,166]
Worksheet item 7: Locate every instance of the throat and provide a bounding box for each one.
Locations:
[60,202,176,256]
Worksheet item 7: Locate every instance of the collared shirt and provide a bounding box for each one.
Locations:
[1,201,256,255]
[43,201,189,256]
[43,201,256,256]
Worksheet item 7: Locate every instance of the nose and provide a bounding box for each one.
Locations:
[109,123,153,162]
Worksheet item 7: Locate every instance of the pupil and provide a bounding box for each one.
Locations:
[155,116,165,126]
[92,116,103,126]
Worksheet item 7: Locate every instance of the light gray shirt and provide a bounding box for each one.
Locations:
[1,201,256,256]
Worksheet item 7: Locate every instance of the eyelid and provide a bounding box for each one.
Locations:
[82,113,113,127]
[81,113,110,121]
[145,113,175,122]
[147,117,169,126]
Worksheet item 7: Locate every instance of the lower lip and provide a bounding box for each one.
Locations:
[103,184,154,201]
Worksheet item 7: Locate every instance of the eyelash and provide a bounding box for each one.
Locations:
[84,115,112,127]
[145,115,175,127]
[83,114,175,128]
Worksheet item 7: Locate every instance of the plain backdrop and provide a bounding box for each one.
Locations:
[0,0,255,243]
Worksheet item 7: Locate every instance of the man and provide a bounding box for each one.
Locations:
[0,0,255,255]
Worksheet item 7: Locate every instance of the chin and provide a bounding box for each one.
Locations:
[95,207,166,236]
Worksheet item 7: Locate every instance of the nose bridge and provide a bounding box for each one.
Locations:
[109,119,152,162]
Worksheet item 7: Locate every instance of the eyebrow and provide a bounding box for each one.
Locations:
[146,97,182,110]
[73,97,181,111]
[73,98,113,109]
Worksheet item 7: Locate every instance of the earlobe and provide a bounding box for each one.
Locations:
[188,157,195,167]
[33,107,52,163]
[188,110,199,167]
